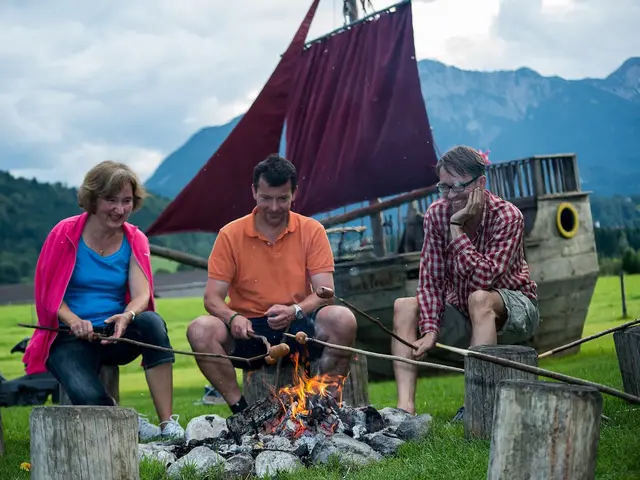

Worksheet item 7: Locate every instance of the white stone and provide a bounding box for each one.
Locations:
[254,451,303,478]
[138,443,176,467]
[166,446,226,479]
[184,414,228,443]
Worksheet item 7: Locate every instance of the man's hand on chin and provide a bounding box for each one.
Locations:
[264,304,295,330]
[413,332,437,360]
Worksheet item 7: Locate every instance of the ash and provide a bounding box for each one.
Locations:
[139,392,432,479]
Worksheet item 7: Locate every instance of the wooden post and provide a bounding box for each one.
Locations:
[30,406,139,480]
[620,271,628,319]
[0,409,5,456]
[464,345,538,440]
[613,326,640,396]
[242,354,369,407]
[59,365,120,405]
[487,379,602,480]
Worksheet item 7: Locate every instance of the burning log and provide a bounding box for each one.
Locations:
[226,395,284,443]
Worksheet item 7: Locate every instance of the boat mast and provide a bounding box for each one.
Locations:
[342,0,388,257]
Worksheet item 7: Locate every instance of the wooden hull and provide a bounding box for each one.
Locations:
[334,192,600,381]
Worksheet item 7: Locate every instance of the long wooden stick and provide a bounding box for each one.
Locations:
[18,323,269,365]
[317,286,418,350]
[434,341,640,405]
[283,332,464,374]
[538,318,640,359]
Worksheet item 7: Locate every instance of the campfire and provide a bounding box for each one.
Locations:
[139,354,432,478]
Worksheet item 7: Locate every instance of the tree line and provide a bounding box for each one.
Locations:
[0,172,639,284]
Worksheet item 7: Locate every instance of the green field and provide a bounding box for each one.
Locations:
[1,275,639,479]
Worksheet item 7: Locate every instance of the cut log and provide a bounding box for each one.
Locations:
[59,364,120,405]
[613,325,640,397]
[0,409,4,456]
[487,379,603,480]
[29,406,139,480]
[242,353,369,407]
[464,345,538,440]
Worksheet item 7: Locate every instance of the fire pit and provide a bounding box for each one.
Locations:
[139,356,432,478]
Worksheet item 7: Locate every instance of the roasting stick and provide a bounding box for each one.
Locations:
[538,317,640,359]
[18,323,274,366]
[316,286,418,351]
[284,332,464,374]
[432,341,640,404]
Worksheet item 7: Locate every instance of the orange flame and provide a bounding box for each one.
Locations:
[270,353,347,436]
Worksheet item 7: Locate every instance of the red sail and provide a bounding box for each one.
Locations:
[145,0,321,237]
[286,1,438,216]
[146,0,437,236]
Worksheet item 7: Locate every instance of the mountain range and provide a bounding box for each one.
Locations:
[146,57,640,199]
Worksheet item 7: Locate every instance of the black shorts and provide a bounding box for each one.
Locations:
[229,307,326,370]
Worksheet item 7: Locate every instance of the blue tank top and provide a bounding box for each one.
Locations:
[62,236,132,327]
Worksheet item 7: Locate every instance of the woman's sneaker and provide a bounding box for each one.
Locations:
[138,414,161,441]
[159,414,185,440]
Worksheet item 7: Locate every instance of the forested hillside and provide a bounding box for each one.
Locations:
[0,171,215,284]
[1,171,639,285]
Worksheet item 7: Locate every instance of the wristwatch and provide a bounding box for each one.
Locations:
[293,304,305,320]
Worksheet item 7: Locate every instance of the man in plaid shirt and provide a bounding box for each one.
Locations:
[392,145,540,416]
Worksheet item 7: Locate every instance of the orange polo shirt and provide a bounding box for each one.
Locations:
[207,208,335,318]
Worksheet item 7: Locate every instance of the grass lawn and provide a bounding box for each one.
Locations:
[1,275,640,479]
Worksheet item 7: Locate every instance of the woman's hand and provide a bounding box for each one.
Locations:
[102,312,132,344]
[70,320,95,341]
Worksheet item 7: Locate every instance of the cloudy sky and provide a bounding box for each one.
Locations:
[1,0,638,186]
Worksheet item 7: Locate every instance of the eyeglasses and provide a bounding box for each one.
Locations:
[436,176,479,194]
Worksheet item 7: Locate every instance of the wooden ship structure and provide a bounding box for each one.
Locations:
[145,0,600,380]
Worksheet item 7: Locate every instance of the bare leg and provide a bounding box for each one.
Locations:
[187,315,241,405]
[144,363,173,424]
[392,297,420,415]
[314,305,357,377]
[468,290,506,346]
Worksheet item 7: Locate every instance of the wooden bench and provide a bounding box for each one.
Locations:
[58,365,120,405]
[242,353,369,407]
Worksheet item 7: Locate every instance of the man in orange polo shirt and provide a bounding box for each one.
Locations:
[186,154,357,414]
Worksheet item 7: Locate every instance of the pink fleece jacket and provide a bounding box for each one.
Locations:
[23,212,156,375]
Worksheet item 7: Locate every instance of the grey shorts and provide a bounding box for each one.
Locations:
[431,289,540,358]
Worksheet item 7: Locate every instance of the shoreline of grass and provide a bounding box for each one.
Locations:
[1,275,639,479]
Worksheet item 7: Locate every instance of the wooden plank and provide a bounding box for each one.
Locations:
[29,406,139,480]
[488,379,602,480]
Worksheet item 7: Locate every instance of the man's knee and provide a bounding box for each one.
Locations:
[316,305,356,340]
[468,290,504,325]
[393,297,419,329]
[187,315,227,348]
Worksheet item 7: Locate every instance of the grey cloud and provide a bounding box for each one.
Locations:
[445,0,640,78]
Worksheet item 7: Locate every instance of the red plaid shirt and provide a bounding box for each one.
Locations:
[416,189,537,336]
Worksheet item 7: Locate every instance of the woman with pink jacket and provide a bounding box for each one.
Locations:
[22,160,184,441]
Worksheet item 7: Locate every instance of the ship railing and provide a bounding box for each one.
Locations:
[485,153,581,201]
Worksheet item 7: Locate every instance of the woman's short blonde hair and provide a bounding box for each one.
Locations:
[77,160,147,214]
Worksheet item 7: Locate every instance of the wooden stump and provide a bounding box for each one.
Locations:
[487,379,603,480]
[30,406,139,480]
[0,409,5,456]
[59,365,120,405]
[464,345,538,440]
[613,325,640,397]
[242,354,369,407]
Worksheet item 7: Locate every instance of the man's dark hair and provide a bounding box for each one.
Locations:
[435,145,487,179]
[253,154,297,192]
